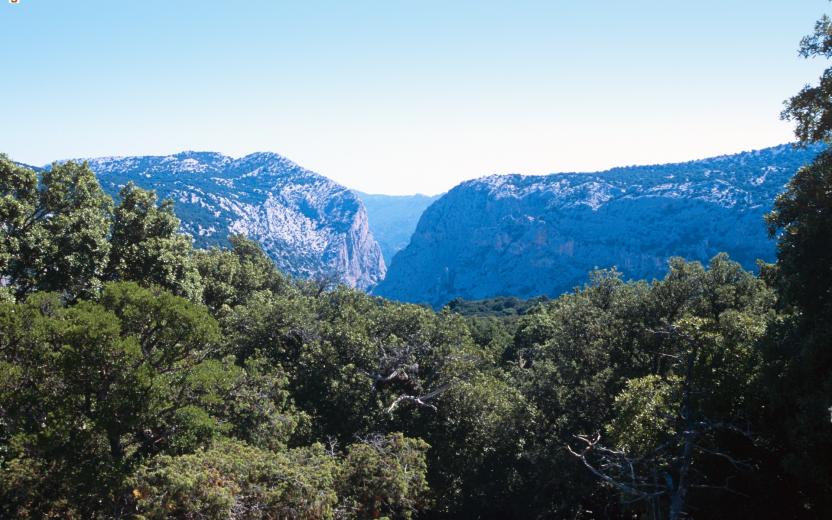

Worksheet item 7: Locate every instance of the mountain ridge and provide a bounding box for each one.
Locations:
[48,151,387,290]
[375,143,825,307]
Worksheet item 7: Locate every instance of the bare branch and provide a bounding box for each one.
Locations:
[566,433,665,501]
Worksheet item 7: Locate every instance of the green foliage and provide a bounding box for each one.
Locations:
[766,150,832,315]
[0,284,214,514]
[0,126,829,518]
[606,375,680,456]
[494,256,777,518]
[132,438,340,519]
[422,371,534,517]
[107,182,203,301]
[0,155,37,281]
[132,433,431,520]
[196,234,292,316]
[0,283,308,517]
[782,14,832,143]
[338,433,431,519]
[445,295,548,317]
[0,157,112,299]
[754,11,832,514]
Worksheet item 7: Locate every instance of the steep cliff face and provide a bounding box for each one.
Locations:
[74,151,386,289]
[355,192,440,265]
[375,144,824,307]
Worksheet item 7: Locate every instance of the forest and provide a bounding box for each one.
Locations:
[2,13,832,520]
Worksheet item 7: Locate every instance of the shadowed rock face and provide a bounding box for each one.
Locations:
[375,144,825,308]
[69,151,386,290]
[355,192,440,265]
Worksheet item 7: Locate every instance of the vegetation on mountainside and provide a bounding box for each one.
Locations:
[1,11,832,520]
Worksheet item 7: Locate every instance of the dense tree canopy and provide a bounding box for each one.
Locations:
[0,157,112,299]
[761,8,832,512]
[107,182,203,301]
[0,154,828,518]
[1,11,832,518]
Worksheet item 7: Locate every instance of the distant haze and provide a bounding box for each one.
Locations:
[0,0,827,194]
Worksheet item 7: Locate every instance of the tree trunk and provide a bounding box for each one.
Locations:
[108,430,124,462]
[669,338,699,520]
[669,428,695,520]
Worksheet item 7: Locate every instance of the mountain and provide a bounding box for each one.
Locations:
[374,144,824,307]
[355,192,440,265]
[71,151,386,290]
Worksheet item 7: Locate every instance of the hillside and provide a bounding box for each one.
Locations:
[375,144,824,306]
[64,151,386,289]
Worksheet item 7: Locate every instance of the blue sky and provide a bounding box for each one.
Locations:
[1,1,828,194]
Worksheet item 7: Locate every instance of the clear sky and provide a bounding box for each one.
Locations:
[1,1,828,195]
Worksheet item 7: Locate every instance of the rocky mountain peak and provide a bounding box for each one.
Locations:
[70,152,386,290]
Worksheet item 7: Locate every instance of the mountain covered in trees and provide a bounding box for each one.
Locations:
[376,144,825,307]
[54,151,387,290]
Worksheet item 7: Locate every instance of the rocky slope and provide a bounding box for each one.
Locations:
[355,192,440,265]
[72,152,386,289]
[374,144,824,307]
